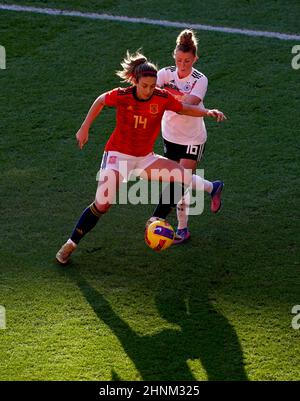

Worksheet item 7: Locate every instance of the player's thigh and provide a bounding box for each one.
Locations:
[163,139,205,174]
[179,158,198,173]
[163,138,181,162]
[141,158,192,186]
[95,168,123,210]
[174,142,206,172]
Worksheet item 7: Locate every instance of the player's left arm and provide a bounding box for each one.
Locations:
[166,86,226,122]
[180,94,201,105]
[179,103,227,122]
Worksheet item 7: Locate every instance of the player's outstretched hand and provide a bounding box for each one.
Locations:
[207,109,227,122]
[76,125,89,149]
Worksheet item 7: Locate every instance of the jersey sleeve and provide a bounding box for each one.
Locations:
[156,68,167,88]
[166,92,183,113]
[190,76,208,101]
[104,88,119,107]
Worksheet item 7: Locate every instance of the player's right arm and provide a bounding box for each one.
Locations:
[76,93,107,149]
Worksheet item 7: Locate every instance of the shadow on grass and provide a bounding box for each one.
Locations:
[66,267,248,381]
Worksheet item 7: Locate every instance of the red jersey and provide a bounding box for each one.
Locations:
[104,86,183,156]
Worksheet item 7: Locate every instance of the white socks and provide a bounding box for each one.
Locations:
[176,175,213,229]
[191,174,213,193]
[177,189,191,229]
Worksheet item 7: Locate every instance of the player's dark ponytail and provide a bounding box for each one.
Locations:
[116,50,157,84]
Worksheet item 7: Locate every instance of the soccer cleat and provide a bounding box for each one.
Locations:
[173,228,191,244]
[210,181,224,213]
[56,242,76,265]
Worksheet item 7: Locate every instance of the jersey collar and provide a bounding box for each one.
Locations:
[133,86,154,102]
[176,67,194,80]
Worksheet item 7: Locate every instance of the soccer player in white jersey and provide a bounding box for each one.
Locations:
[156,29,224,243]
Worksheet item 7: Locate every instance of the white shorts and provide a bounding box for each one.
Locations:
[99,151,166,181]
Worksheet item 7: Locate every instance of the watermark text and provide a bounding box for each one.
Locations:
[0,305,6,329]
[0,45,6,69]
[291,305,300,330]
[291,45,300,70]
[96,163,205,215]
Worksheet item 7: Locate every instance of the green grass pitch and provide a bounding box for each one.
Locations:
[0,0,299,380]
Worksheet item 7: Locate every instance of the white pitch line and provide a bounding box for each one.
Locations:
[0,3,300,41]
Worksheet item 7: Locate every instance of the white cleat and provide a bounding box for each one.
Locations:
[56,242,76,265]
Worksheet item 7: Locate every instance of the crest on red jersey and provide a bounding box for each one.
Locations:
[149,104,158,114]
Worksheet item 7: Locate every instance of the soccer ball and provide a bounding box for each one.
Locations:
[145,220,175,251]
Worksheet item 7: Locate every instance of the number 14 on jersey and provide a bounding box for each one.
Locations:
[134,115,147,129]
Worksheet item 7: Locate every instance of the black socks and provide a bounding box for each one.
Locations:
[70,202,104,244]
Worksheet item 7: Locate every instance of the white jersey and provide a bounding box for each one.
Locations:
[157,66,208,145]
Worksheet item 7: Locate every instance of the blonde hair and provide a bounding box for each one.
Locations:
[116,50,157,84]
[174,29,198,56]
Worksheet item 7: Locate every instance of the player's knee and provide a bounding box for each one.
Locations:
[169,164,191,186]
[94,200,111,214]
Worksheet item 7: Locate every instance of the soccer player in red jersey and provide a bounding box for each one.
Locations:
[56,51,226,264]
